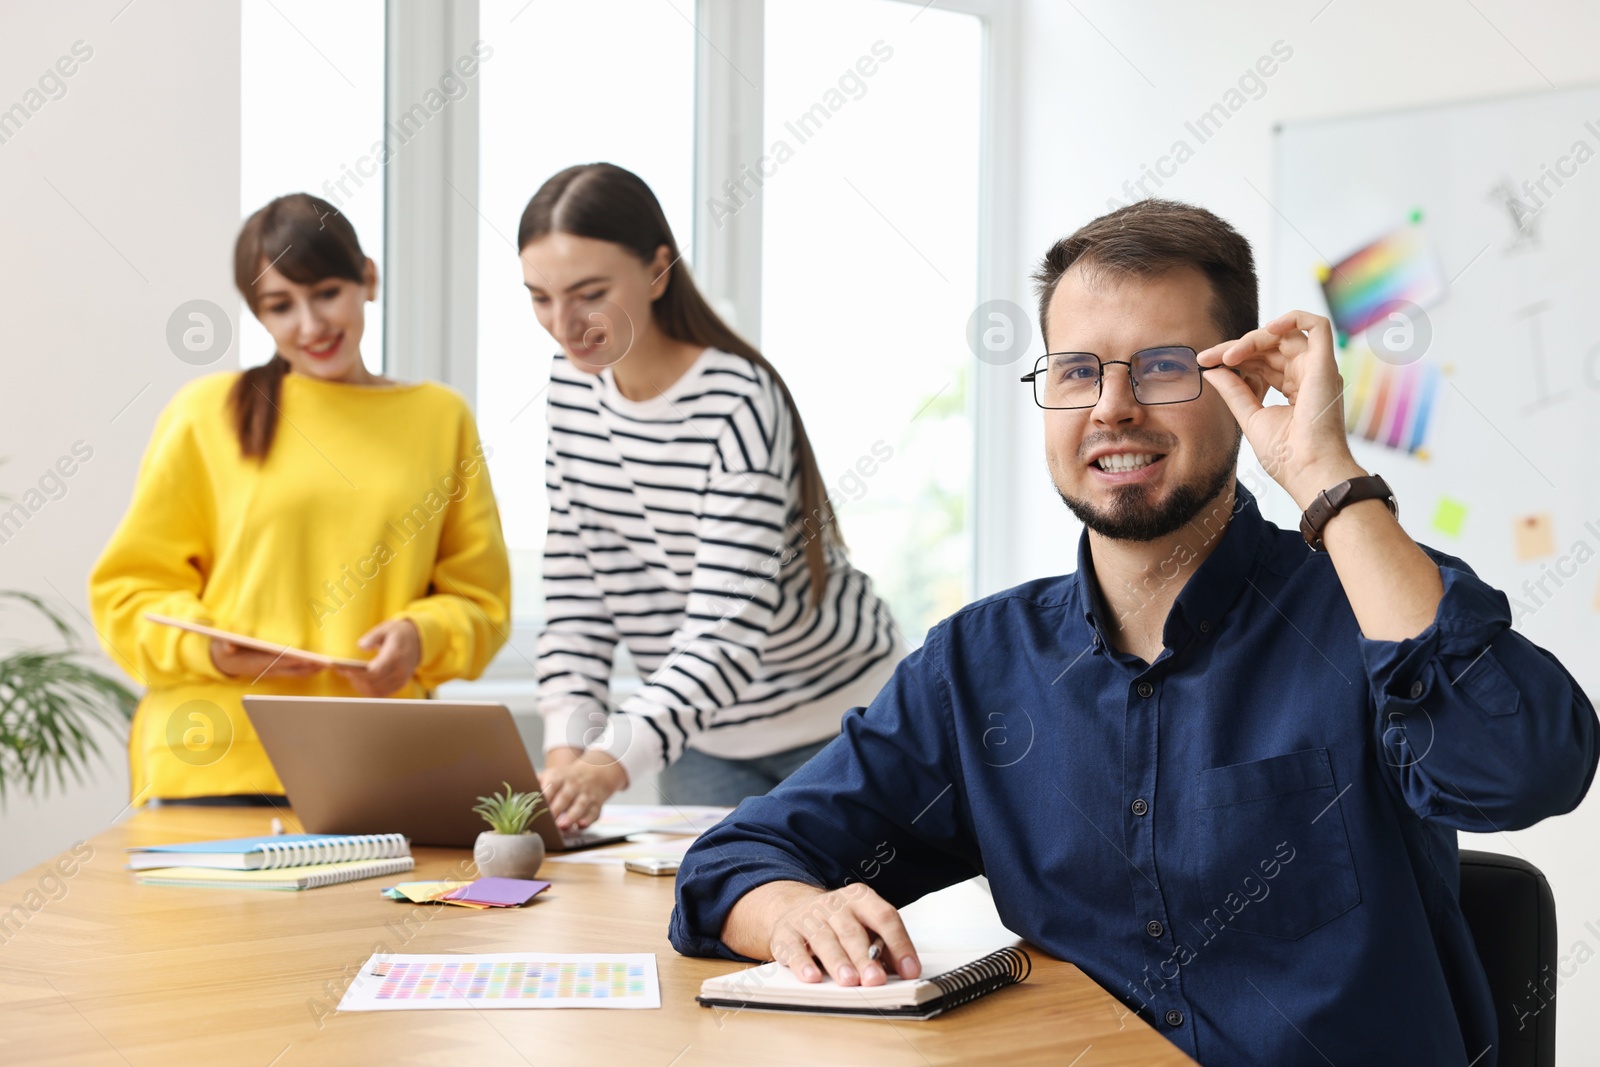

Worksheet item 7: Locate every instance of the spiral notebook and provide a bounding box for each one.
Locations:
[135,857,415,890]
[696,946,1031,1020]
[126,833,411,870]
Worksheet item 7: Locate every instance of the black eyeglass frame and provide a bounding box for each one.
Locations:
[1019,346,1232,410]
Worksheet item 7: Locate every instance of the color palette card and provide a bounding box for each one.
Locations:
[1319,221,1446,336]
[1337,339,1441,455]
[338,953,660,1011]
[442,877,550,907]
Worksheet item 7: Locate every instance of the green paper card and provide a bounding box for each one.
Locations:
[1432,497,1467,538]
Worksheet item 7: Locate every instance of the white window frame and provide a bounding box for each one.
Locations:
[383,0,480,394]
[387,0,1022,686]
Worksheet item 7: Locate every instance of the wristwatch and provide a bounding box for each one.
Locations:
[1300,474,1397,551]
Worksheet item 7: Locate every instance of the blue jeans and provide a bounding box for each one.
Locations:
[657,735,835,807]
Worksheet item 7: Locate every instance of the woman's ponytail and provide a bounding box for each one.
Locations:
[228,354,290,460]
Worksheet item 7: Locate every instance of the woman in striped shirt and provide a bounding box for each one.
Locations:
[520,163,904,829]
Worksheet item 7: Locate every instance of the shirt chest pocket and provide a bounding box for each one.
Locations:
[1194,748,1361,940]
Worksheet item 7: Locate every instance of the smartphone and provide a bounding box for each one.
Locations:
[625,857,681,876]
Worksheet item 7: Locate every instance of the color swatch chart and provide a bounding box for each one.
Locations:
[339,953,660,1011]
[1339,341,1441,455]
[1317,219,1446,336]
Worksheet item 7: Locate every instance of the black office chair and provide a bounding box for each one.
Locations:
[1459,850,1558,1067]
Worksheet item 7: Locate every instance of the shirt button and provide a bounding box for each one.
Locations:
[1146,919,1164,938]
[1131,798,1149,816]
[1164,1009,1185,1027]
[1137,681,1154,698]
[1410,680,1424,698]
[1199,620,1210,633]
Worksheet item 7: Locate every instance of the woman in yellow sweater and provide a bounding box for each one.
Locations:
[90,194,511,804]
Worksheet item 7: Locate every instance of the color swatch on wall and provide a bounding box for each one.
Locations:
[1338,340,1442,454]
[1319,220,1448,336]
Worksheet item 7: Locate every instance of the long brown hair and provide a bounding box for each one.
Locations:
[230,194,369,458]
[518,163,841,605]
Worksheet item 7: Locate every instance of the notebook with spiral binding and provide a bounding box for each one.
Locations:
[696,945,1031,1020]
[126,833,410,870]
[134,856,416,890]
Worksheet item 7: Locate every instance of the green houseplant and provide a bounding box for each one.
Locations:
[472,781,546,878]
[0,591,137,801]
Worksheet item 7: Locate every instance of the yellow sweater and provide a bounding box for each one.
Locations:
[89,372,512,802]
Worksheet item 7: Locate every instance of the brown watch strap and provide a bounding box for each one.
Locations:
[1300,474,1397,551]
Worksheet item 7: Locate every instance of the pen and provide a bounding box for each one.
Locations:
[807,937,887,976]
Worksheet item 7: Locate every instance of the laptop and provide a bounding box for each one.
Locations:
[243,695,638,850]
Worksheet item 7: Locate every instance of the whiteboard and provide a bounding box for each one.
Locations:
[1272,84,1600,696]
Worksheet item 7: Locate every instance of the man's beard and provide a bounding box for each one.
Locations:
[1057,438,1240,543]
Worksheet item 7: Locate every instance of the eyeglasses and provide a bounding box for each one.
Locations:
[1020,346,1228,410]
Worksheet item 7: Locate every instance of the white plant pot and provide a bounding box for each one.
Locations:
[474,831,545,879]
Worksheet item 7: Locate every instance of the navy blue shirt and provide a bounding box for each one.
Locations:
[669,483,1598,1066]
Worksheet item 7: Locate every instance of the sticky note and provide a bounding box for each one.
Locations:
[443,877,551,907]
[383,881,487,907]
[1431,498,1467,538]
[1513,513,1556,561]
[400,880,471,902]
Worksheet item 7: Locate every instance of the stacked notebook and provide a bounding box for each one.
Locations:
[127,833,414,890]
[697,946,1032,1020]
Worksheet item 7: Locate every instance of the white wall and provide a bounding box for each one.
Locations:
[1002,0,1600,1059]
[0,0,241,874]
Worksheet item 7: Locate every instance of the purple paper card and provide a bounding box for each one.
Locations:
[443,877,551,907]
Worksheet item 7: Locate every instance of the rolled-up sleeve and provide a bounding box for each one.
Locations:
[669,634,983,960]
[1363,548,1599,830]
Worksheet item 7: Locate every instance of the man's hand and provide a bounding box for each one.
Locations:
[722,880,922,988]
[210,640,325,681]
[539,752,627,830]
[1197,310,1366,509]
[1202,309,1444,639]
[336,618,422,697]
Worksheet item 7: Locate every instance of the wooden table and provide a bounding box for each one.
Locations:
[0,808,1196,1066]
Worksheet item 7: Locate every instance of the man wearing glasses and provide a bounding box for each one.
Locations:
[668,200,1597,1065]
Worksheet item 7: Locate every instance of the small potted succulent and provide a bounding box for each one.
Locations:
[472,782,546,878]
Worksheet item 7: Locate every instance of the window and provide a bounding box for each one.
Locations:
[474,0,698,622]
[239,0,386,372]
[380,0,1012,673]
[761,0,982,642]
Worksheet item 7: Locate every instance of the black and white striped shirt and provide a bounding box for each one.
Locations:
[537,349,903,783]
